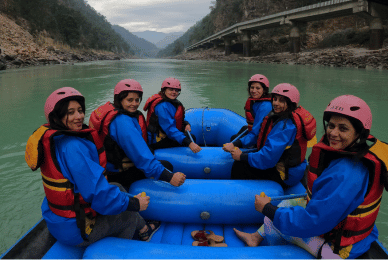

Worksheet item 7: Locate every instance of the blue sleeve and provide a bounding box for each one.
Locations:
[155,102,187,145]
[247,119,296,170]
[240,101,272,147]
[273,157,369,237]
[109,115,166,180]
[54,136,130,215]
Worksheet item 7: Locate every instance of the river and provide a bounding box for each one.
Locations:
[1,59,388,254]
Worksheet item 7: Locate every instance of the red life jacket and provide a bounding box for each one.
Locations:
[307,136,386,252]
[244,96,272,131]
[89,102,147,170]
[257,106,316,170]
[25,124,107,240]
[143,93,185,134]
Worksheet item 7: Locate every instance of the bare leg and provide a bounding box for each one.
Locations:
[233,228,264,247]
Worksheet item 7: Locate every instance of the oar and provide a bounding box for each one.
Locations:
[260,192,307,202]
[231,128,248,143]
[186,130,195,144]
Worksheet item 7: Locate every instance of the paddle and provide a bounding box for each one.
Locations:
[260,192,307,202]
[231,128,248,143]
[186,130,195,144]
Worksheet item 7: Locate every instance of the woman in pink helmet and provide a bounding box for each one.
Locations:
[246,95,387,258]
[25,87,160,247]
[226,83,316,189]
[90,79,186,189]
[144,77,201,153]
[224,74,272,150]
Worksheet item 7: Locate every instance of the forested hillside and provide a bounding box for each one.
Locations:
[112,25,159,58]
[0,0,131,53]
[158,0,381,57]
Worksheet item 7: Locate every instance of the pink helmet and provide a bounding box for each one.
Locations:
[324,95,372,130]
[44,87,84,123]
[271,83,300,104]
[248,74,269,89]
[114,79,143,95]
[161,77,181,90]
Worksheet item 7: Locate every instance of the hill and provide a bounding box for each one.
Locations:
[0,0,138,69]
[158,0,387,58]
[112,25,159,58]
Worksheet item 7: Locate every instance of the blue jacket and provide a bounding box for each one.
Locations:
[271,157,377,258]
[240,118,304,186]
[239,101,272,147]
[108,114,172,181]
[41,135,138,246]
[148,102,191,146]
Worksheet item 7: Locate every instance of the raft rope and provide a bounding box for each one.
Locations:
[201,107,209,147]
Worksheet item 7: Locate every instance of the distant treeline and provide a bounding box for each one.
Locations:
[1,0,132,53]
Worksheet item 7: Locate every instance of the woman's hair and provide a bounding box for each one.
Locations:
[247,82,269,97]
[113,90,143,109]
[48,97,85,130]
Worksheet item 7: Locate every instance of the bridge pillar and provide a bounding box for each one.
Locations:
[242,31,251,57]
[369,17,384,50]
[224,37,232,56]
[290,25,301,53]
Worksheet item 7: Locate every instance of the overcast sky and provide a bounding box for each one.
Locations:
[85,0,214,33]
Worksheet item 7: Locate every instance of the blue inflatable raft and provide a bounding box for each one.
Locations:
[2,108,388,259]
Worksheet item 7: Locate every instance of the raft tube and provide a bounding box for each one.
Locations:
[185,108,246,146]
[128,179,284,224]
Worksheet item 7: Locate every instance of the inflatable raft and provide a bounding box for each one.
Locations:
[2,108,388,259]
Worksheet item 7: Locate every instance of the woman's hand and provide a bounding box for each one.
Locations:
[170,172,186,187]
[230,147,242,160]
[134,193,150,211]
[254,194,271,213]
[222,143,235,152]
[189,142,202,153]
[185,124,191,132]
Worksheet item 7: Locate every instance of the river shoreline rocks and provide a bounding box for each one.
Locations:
[174,45,388,70]
[0,13,133,70]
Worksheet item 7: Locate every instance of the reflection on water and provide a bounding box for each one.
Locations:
[1,59,388,254]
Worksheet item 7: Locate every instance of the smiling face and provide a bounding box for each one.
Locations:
[250,82,264,99]
[121,92,140,113]
[326,115,359,150]
[61,100,84,131]
[272,94,288,114]
[164,87,180,100]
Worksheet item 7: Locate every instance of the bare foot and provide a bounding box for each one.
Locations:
[233,228,263,247]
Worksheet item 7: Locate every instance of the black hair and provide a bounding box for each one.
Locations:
[48,97,85,130]
[247,82,269,97]
[113,90,143,110]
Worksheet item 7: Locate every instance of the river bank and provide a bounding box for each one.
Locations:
[175,44,388,70]
[0,13,133,70]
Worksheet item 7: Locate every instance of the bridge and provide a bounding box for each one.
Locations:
[185,0,388,56]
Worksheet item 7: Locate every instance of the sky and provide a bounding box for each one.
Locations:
[85,0,214,34]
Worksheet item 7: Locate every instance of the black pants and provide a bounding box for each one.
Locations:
[108,160,173,188]
[231,160,288,189]
[76,183,146,247]
[150,132,196,151]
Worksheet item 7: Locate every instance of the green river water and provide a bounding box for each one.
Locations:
[1,59,388,254]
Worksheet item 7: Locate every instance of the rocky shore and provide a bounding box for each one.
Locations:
[0,13,133,70]
[175,44,388,70]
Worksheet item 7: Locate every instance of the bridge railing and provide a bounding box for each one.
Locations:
[185,0,354,51]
